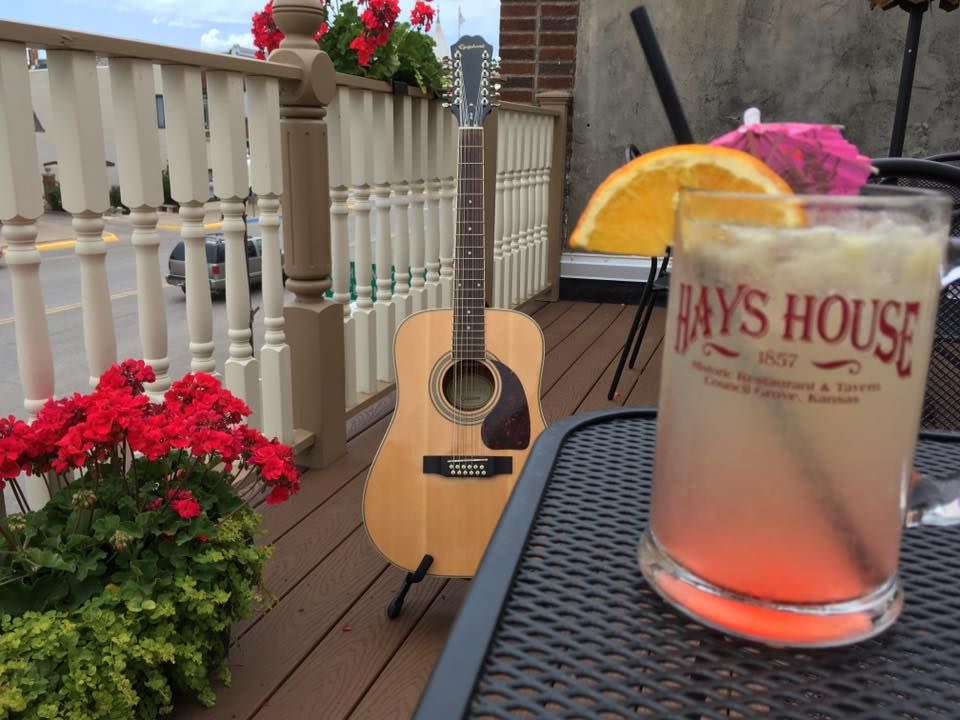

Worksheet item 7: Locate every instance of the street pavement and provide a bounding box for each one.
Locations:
[0,211,279,418]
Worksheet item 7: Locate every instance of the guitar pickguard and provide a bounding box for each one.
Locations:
[482,360,531,450]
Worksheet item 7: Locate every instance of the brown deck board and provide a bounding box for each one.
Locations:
[179,301,663,720]
[254,567,445,720]
[541,303,623,395]
[529,298,574,330]
[515,297,549,316]
[260,415,389,544]
[577,307,665,414]
[349,580,471,720]
[625,337,664,407]
[541,302,600,352]
[179,529,388,720]
[542,304,636,422]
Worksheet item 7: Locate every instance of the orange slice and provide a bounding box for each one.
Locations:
[569,144,794,256]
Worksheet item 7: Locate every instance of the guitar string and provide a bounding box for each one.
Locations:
[469,71,485,461]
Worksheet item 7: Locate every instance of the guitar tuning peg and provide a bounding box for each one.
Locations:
[494,83,502,91]
[442,102,451,108]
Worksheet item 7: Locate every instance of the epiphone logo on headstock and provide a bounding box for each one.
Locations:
[458,43,486,50]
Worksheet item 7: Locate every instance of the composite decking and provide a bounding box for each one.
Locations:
[176,299,666,720]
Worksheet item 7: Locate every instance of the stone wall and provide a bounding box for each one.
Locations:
[568,0,960,241]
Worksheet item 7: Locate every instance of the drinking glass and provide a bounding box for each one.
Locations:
[637,186,953,647]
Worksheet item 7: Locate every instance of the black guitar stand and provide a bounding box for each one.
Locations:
[387,554,434,619]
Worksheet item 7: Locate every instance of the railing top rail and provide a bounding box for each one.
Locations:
[0,20,301,80]
[497,102,561,117]
[334,71,430,98]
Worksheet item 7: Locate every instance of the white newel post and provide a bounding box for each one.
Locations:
[408,97,429,313]
[347,88,377,395]
[109,58,170,398]
[162,65,216,374]
[371,93,396,382]
[424,102,442,309]
[518,114,532,303]
[439,110,456,307]
[247,75,293,444]
[47,50,116,387]
[207,71,260,426]
[493,110,507,308]
[391,95,413,326]
[0,42,54,511]
[327,89,357,407]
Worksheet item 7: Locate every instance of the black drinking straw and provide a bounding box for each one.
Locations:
[630,6,695,144]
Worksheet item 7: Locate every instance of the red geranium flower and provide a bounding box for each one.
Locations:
[410,1,434,32]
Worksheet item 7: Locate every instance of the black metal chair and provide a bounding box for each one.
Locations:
[608,144,671,401]
[870,157,960,430]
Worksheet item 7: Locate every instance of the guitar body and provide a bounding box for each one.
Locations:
[363,308,546,577]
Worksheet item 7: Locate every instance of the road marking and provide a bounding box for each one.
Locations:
[36,232,120,252]
[157,221,224,231]
[0,288,138,326]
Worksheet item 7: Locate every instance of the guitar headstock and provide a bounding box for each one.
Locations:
[444,35,498,128]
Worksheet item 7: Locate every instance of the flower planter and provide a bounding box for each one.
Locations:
[0,360,300,719]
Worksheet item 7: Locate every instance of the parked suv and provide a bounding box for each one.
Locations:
[167,234,282,296]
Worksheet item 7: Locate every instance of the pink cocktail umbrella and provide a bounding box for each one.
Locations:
[709,109,875,195]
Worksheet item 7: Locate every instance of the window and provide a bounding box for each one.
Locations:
[155,94,166,129]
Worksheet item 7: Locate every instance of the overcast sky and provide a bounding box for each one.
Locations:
[2,0,500,54]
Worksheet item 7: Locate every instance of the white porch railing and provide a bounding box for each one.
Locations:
[0,2,571,513]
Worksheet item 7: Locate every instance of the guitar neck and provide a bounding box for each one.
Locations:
[453,127,486,360]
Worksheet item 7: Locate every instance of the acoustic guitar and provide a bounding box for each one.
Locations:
[363,35,546,586]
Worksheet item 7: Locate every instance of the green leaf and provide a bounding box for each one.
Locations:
[75,549,107,581]
[92,515,121,540]
[24,547,76,573]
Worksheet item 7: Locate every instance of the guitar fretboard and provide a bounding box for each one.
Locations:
[453,127,485,360]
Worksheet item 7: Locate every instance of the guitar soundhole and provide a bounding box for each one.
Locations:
[441,360,496,412]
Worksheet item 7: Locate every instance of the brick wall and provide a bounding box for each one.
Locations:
[498,0,580,103]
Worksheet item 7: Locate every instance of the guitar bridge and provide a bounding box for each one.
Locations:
[422,456,513,478]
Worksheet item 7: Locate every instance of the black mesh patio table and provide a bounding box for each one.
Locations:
[414,408,960,720]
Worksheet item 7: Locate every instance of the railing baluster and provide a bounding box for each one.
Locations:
[371,93,396,382]
[424,102,442,308]
[509,113,522,307]
[408,97,429,313]
[208,70,260,425]
[540,116,553,290]
[162,65,217,374]
[493,110,506,308]
[327,88,358,407]
[500,113,514,309]
[391,95,413,325]
[520,114,535,302]
[109,58,169,399]
[528,115,540,295]
[247,75,293,444]
[439,109,456,307]
[1,42,54,510]
[46,49,116,386]
[0,42,54,419]
[347,87,377,395]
